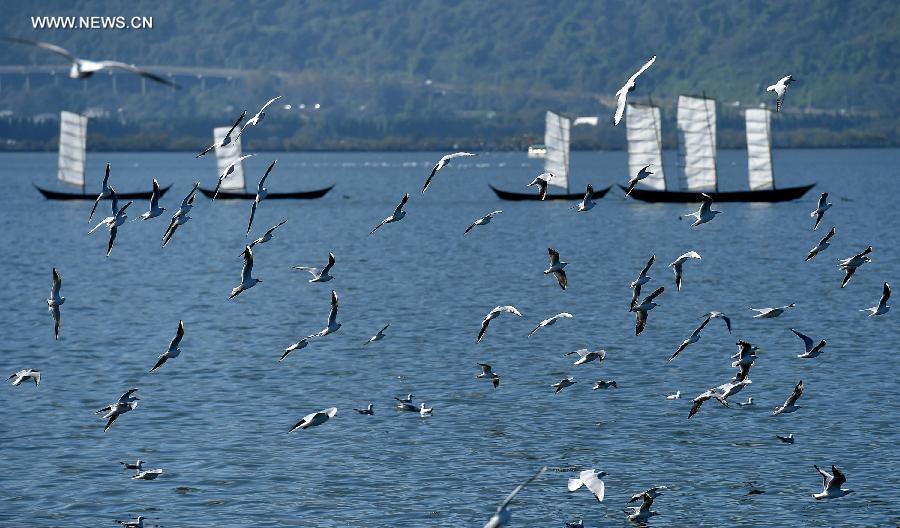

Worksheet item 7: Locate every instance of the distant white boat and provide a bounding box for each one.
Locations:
[526,144,546,158]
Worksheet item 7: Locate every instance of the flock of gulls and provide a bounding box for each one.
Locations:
[6,51,893,527]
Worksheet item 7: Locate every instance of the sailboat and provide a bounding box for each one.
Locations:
[621,95,814,202]
[490,111,611,201]
[197,126,333,199]
[34,111,170,200]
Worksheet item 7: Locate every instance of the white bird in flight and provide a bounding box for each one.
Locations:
[527,173,553,200]
[371,193,409,234]
[422,152,476,192]
[150,320,185,372]
[790,328,827,359]
[307,290,342,338]
[766,74,796,112]
[684,193,721,227]
[750,303,795,319]
[229,246,262,300]
[528,312,573,337]
[593,379,618,390]
[290,407,337,432]
[670,251,701,291]
[97,400,138,432]
[624,165,653,196]
[631,286,665,336]
[88,162,113,221]
[773,380,804,415]
[136,179,166,221]
[47,267,64,340]
[810,192,831,230]
[567,469,607,502]
[365,323,390,345]
[212,154,254,200]
[248,219,288,250]
[7,369,41,386]
[625,492,660,523]
[477,305,523,343]
[89,190,133,257]
[813,465,852,500]
[237,96,282,139]
[552,376,577,393]
[482,466,547,528]
[805,227,835,261]
[838,246,873,288]
[630,255,655,309]
[544,248,568,290]
[613,55,657,126]
[280,337,308,362]
[670,316,710,361]
[293,252,336,283]
[246,160,278,235]
[861,282,891,316]
[476,363,500,389]
[572,184,596,212]
[565,348,607,366]
[465,210,502,235]
[197,111,246,157]
[162,182,199,247]
[701,311,732,333]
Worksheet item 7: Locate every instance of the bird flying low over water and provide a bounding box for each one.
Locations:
[731,341,759,381]
[688,380,751,419]
[465,210,502,235]
[544,248,568,290]
[289,407,337,432]
[552,377,577,393]
[701,311,732,333]
[593,379,618,390]
[229,246,261,300]
[750,303,795,319]
[565,348,607,366]
[97,400,138,432]
[624,165,653,196]
[805,227,835,261]
[670,251,701,291]
[47,267,64,340]
[246,160,277,235]
[789,328,827,359]
[422,152,476,192]
[88,189,132,257]
[810,192,831,230]
[613,55,657,126]
[307,290,342,338]
[137,179,166,221]
[572,184,596,212]
[150,320,185,372]
[630,255,655,309]
[773,380,804,415]
[237,96,282,140]
[527,173,553,200]
[482,466,547,528]
[7,369,40,386]
[670,316,710,361]
[293,252,336,283]
[625,491,661,523]
[813,465,852,500]
[88,163,113,221]
[3,37,179,88]
[279,337,308,362]
[478,305,523,343]
[766,74,796,113]
[631,287,664,336]
[371,193,409,234]
[476,363,501,389]
[162,182,199,247]
[685,193,721,227]
[212,154,254,200]
[365,323,390,345]
[567,469,607,502]
[838,246,873,288]
[861,282,891,316]
[528,312,573,337]
[197,111,246,157]
[248,219,287,250]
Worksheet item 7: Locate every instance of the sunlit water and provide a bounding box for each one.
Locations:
[1,149,898,527]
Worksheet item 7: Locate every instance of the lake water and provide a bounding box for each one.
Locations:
[1,149,897,527]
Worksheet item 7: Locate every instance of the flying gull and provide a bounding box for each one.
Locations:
[567,469,607,502]
[544,248,568,290]
[624,165,653,196]
[670,316,710,361]
[7,369,40,386]
[212,154,254,200]
[766,74,796,113]
[229,246,262,300]
[805,227,835,261]
[248,219,288,250]
[625,492,660,523]
[572,184,596,212]
[150,320,185,372]
[88,189,133,256]
[246,160,278,235]
[4,37,178,88]
[813,465,852,500]
[593,379,618,390]
[293,252,336,283]
[289,407,337,432]
[279,338,308,362]
[197,111,246,157]
[527,173,553,200]
[552,376,577,393]
[528,312,573,337]
[88,163,113,221]
[670,251,701,291]
[731,341,759,382]
[371,193,409,234]
[132,468,163,481]
[136,179,166,221]
[688,385,730,419]
[631,286,665,336]
[810,192,832,230]
[478,306,524,343]
[630,255,655,309]
[750,303,795,319]
[306,290,342,338]
[476,363,500,389]
[483,466,547,528]
[684,193,721,227]
[773,380,804,415]
[861,282,891,316]
[422,152,476,192]
[838,246,873,288]
[565,348,607,366]
[776,433,795,444]
[789,328,827,359]
[365,323,390,345]
[354,404,374,415]
[237,96,282,139]
[628,486,668,503]
[47,267,64,340]
[97,400,138,432]
[613,55,657,126]
[701,311,732,333]
[465,210,502,235]
[161,182,199,247]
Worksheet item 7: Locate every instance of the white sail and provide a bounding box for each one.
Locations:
[214,126,245,191]
[626,104,666,190]
[544,111,570,191]
[676,95,717,192]
[745,107,774,190]
[58,111,87,188]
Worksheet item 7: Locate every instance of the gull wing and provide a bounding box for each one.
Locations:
[580,470,605,501]
[548,248,560,267]
[641,286,665,305]
[240,246,254,283]
[3,37,77,62]
[169,320,185,350]
[634,310,647,336]
[258,159,277,189]
[829,465,847,489]
[327,290,339,326]
[639,255,655,278]
[51,268,62,298]
[554,270,567,290]
[246,200,258,235]
[784,380,804,407]
[629,55,657,85]
[790,329,815,353]
[879,282,891,308]
[690,316,711,339]
[814,464,832,488]
[394,193,410,216]
[322,252,336,275]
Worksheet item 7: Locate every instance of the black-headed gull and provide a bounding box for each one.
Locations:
[47,267,64,340]
[419,402,433,416]
[354,404,374,415]
[229,246,261,300]
[567,469,606,501]
[776,433,795,444]
[838,246,873,288]
[306,290,341,338]
[237,96,282,139]
[88,163,113,221]
[528,312,573,337]
[132,468,163,481]
[212,154,254,200]
[773,380,804,415]
[665,391,680,400]
[552,376,576,393]
[137,179,166,221]
[670,251,701,291]
[120,460,143,471]
[98,400,137,432]
[476,363,500,389]
[861,282,891,316]
[527,173,553,200]
[150,320,185,372]
[572,184,596,212]
[625,492,660,522]
[115,516,146,528]
[465,210,502,235]
[593,380,618,390]
[701,311,732,333]
[483,467,547,528]
[246,160,278,235]
[789,328,827,359]
[422,152,476,192]
[280,338,308,362]
[625,165,653,196]
[477,306,523,343]
[750,303,795,319]
[684,193,721,227]
[293,252,335,283]
[544,248,568,290]
[613,55,657,126]
[766,75,796,112]
[197,111,246,157]
[290,407,337,432]
[162,182,199,247]
[371,193,409,234]
[670,317,710,361]
[248,219,288,250]
[7,369,40,386]
[805,227,835,261]
[810,192,831,230]
[565,348,606,366]
[365,323,389,345]
[813,465,852,500]
[630,255,655,309]
[629,486,668,503]
[631,287,665,336]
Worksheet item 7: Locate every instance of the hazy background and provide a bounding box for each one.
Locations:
[0,0,897,150]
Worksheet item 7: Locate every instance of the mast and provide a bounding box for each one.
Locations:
[58,111,88,192]
[213,126,246,192]
[544,111,570,193]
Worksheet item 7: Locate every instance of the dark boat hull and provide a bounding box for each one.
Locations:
[34,183,171,200]
[489,184,611,201]
[620,184,815,203]
[198,186,334,200]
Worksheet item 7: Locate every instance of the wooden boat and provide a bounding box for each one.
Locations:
[35,111,168,200]
[491,111,608,202]
[623,97,813,203]
[197,125,332,199]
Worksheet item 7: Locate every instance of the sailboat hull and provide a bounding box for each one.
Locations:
[620,184,815,203]
[34,183,172,200]
[197,186,334,200]
[489,185,611,201]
